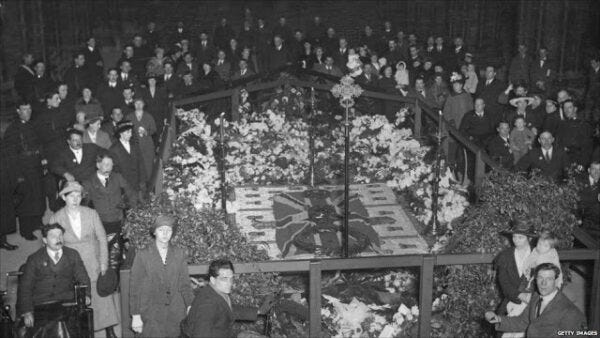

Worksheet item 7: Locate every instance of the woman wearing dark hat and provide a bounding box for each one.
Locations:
[493,219,537,316]
[108,120,148,197]
[83,112,112,149]
[198,61,223,91]
[74,87,104,119]
[542,99,561,136]
[126,98,157,181]
[130,215,194,337]
[49,181,120,337]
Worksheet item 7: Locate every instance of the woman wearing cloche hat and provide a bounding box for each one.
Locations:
[129,215,193,337]
[49,181,120,337]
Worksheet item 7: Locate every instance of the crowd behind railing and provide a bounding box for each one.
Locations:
[1,11,600,337]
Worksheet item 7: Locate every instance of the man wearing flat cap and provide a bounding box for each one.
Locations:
[109,120,147,199]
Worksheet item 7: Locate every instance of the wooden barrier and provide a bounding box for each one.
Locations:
[120,248,600,337]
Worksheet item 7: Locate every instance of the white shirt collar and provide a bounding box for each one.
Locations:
[539,289,559,313]
[47,247,63,262]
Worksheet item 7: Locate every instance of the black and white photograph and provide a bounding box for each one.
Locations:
[0,1,599,337]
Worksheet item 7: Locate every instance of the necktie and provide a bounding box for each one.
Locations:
[544,150,550,162]
[535,296,543,317]
[124,74,128,81]
[54,251,60,263]
[102,176,107,187]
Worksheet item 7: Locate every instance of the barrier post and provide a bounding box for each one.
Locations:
[414,99,422,138]
[418,255,435,337]
[474,150,485,190]
[120,269,133,338]
[309,261,322,337]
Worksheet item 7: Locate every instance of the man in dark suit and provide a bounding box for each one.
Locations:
[333,38,349,72]
[176,52,199,80]
[487,121,514,169]
[579,161,600,235]
[460,98,496,148]
[101,107,123,143]
[214,50,232,82]
[161,61,181,99]
[313,56,343,79]
[359,25,379,54]
[182,259,273,337]
[213,17,236,51]
[476,65,506,126]
[31,61,56,106]
[195,32,216,65]
[306,16,325,46]
[96,68,123,118]
[117,59,139,91]
[3,102,46,240]
[109,121,147,195]
[17,223,90,328]
[14,53,36,101]
[230,59,255,82]
[486,263,587,337]
[554,99,594,167]
[63,52,92,97]
[82,37,104,88]
[268,35,291,72]
[515,131,570,181]
[49,128,103,183]
[529,47,555,93]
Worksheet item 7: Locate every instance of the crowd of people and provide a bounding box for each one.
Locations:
[1,11,599,337]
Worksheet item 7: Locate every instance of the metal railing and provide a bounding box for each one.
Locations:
[119,247,600,337]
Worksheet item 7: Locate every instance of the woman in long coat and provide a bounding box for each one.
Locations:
[126,98,156,180]
[494,220,536,316]
[378,65,400,122]
[49,181,119,337]
[130,215,194,338]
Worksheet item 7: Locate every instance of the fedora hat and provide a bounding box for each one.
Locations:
[501,219,538,238]
[509,96,534,107]
[97,268,118,297]
[59,181,83,197]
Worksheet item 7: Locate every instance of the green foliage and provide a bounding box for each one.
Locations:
[438,170,579,337]
[124,193,282,310]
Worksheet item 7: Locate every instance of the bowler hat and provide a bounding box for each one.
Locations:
[501,219,538,238]
[97,268,118,297]
[114,120,134,137]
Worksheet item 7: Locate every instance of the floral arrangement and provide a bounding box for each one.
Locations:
[166,101,468,235]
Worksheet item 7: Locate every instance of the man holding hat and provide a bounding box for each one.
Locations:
[109,120,147,198]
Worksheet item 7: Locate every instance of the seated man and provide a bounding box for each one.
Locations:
[485,263,587,337]
[182,259,273,338]
[579,161,600,236]
[17,223,90,329]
